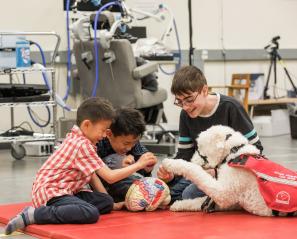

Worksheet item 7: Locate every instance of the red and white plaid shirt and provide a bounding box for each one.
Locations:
[32,125,105,208]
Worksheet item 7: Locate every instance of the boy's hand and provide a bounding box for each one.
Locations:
[137,152,157,169]
[122,155,135,167]
[144,165,155,172]
[113,202,125,211]
[140,152,158,172]
[157,165,174,183]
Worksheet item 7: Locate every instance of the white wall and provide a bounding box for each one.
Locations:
[126,0,297,123]
[194,0,297,49]
[0,0,297,128]
[0,0,67,49]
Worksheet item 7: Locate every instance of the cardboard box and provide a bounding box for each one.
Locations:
[252,109,290,137]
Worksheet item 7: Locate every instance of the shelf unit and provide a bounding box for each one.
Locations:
[0,31,61,159]
[0,134,56,143]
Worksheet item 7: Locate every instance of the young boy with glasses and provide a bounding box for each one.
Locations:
[157,65,263,203]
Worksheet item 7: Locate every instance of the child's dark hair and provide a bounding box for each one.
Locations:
[110,108,146,137]
[171,65,207,95]
[76,97,115,126]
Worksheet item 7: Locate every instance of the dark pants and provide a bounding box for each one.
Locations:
[34,191,114,224]
[167,177,205,203]
[105,174,142,203]
[167,176,192,203]
[182,183,206,199]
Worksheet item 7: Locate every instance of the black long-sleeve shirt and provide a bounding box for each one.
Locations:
[96,137,151,176]
[175,93,263,161]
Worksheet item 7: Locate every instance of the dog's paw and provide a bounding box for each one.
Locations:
[170,199,204,212]
[162,158,175,172]
[162,158,187,175]
[170,200,185,212]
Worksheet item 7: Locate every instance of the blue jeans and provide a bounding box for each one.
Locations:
[34,191,114,224]
[167,177,191,203]
[182,183,206,199]
[167,177,205,203]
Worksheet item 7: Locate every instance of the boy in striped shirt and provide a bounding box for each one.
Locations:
[5,97,157,235]
[157,66,263,203]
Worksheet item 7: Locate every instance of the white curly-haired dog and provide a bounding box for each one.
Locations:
[162,125,297,217]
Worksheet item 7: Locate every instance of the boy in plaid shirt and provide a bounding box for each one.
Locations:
[5,97,157,235]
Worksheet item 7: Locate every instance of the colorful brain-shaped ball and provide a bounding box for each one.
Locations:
[125,177,171,211]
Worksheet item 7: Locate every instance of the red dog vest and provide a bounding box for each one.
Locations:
[228,154,297,213]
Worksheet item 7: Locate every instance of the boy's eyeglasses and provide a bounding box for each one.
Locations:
[174,91,200,107]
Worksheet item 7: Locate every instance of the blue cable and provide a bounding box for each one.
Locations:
[30,41,50,89]
[92,1,122,97]
[64,0,104,100]
[64,0,72,101]
[32,42,71,111]
[29,41,72,128]
[159,18,182,75]
[27,105,51,128]
[28,41,51,128]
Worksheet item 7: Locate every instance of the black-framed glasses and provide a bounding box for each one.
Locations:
[174,91,200,107]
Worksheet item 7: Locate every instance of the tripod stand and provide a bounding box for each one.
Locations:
[263,36,297,99]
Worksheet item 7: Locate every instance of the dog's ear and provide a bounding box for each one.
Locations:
[191,151,205,166]
[225,134,232,140]
[210,131,230,164]
[226,132,248,148]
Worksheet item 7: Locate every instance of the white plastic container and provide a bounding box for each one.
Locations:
[252,109,290,137]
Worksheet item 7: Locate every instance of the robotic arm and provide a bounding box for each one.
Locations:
[98,19,123,49]
[121,1,163,22]
[121,2,174,44]
[71,16,91,42]
[71,0,175,52]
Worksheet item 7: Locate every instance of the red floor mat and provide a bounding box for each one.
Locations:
[1,202,297,239]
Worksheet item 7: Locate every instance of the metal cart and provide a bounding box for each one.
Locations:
[0,31,60,159]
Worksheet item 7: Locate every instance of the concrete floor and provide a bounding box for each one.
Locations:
[0,134,296,238]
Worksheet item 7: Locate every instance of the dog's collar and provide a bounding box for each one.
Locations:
[221,143,245,166]
[199,134,245,213]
